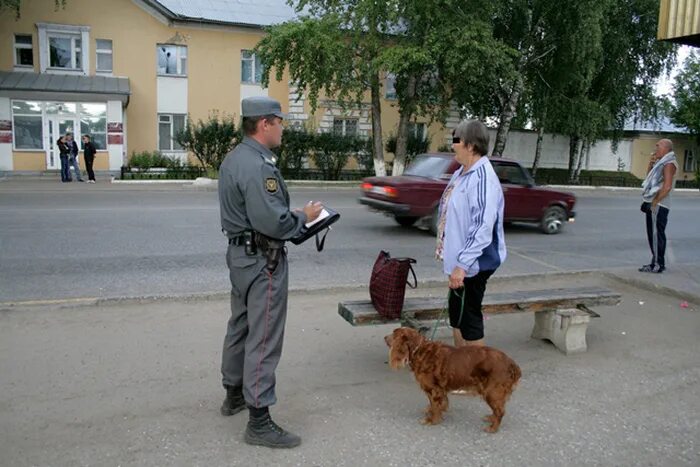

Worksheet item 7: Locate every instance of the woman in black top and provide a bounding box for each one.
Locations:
[82,135,97,183]
[56,136,71,182]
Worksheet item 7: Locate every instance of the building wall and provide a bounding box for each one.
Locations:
[488,129,634,173]
[631,134,698,180]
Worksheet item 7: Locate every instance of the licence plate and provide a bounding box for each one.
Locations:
[370,186,385,194]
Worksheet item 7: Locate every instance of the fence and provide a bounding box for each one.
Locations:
[120,166,207,180]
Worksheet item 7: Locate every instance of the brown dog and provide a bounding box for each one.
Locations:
[385,327,521,432]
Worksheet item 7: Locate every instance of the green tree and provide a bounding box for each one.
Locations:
[174,112,240,172]
[311,132,364,180]
[671,51,700,142]
[380,0,514,174]
[0,0,65,17]
[256,1,403,177]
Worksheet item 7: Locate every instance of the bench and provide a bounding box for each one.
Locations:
[338,286,621,354]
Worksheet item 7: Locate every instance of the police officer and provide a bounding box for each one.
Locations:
[218,96,322,448]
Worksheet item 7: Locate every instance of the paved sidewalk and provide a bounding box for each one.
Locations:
[1,273,698,466]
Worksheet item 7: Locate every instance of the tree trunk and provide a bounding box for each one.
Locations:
[531,124,545,177]
[568,136,581,182]
[392,75,417,176]
[370,72,386,177]
[574,140,590,181]
[492,75,524,158]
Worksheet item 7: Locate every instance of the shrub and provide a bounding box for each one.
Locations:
[128,151,182,169]
[174,111,241,171]
[311,132,365,180]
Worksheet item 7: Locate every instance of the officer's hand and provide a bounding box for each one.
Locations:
[303,201,323,222]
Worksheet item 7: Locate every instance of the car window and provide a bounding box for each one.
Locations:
[404,155,453,178]
[493,162,531,186]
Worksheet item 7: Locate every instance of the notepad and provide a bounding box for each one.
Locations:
[305,208,330,228]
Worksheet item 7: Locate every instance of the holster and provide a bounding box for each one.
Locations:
[253,232,285,272]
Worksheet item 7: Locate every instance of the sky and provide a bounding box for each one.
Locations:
[655,45,693,97]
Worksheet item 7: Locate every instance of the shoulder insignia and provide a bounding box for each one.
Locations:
[265,177,278,194]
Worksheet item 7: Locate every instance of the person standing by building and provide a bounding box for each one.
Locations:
[65,132,84,182]
[218,96,322,448]
[57,135,71,182]
[82,135,97,183]
[435,120,507,348]
[639,138,677,273]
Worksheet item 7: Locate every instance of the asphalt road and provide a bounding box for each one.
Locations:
[1,180,699,302]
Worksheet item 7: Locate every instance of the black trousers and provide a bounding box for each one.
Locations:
[644,205,669,268]
[84,155,95,181]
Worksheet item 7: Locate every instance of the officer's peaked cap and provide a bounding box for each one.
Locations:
[241,96,287,119]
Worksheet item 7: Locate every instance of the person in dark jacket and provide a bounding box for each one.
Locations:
[82,135,97,183]
[65,132,84,182]
[57,135,71,182]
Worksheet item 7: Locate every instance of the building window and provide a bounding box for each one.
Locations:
[96,39,113,73]
[79,103,107,150]
[12,100,44,150]
[14,34,33,67]
[158,114,186,151]
[409,122,426,139]
[333,118,358,136]
[385,73,397,100]
[241,50,264,84]
[48,33,82,69]
[157,45,187,76]
[684,149,696,173]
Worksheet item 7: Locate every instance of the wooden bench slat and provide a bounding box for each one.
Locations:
[338,286,621,326]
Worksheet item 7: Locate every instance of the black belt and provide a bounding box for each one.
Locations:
[228,236,246,246]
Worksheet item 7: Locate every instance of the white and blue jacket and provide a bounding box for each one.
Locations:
[441,156,506,277]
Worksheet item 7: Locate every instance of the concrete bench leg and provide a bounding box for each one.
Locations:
[531,308,591,354]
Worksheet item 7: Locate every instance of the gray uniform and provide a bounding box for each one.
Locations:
[219,136,307,409]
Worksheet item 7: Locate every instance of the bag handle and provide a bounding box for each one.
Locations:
[406,263,417,289]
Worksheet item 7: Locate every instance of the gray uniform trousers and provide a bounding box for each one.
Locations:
[222,243,288,408]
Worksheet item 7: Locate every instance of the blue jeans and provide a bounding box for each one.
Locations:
[68,155,83,181]
[60,155,71,181]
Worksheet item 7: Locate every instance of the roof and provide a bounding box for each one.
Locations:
[0,71,130,97]
[623,116,689,134]
[149,0,298,28]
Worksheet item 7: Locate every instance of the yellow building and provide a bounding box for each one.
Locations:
[626,118,697,182]
[0,0,447,174]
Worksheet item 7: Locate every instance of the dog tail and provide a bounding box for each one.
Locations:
[508,361,522,389]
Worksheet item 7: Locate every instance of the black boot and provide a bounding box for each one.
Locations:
[220,385,245,416]
[245,409,301,448]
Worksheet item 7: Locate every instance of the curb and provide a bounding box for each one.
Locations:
[0,269,600,309]
[603,271,700,305]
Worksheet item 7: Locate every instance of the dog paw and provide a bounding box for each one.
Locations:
[483,424,499,433]
[482,415,495,423]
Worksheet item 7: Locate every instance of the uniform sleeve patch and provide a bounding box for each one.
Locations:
[265,177,278,193]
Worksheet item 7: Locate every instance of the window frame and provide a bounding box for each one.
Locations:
[13,34,34,68]
[47,32,83,70]
[684,149,696,173]
[157,44,188,77]
[11,100,44,151]
[332,117,359,137]
[241,50,264,84]
[157,113,187,152]
[385,73,397,100]
[95,38,113,73]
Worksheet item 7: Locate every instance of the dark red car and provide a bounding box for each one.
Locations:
[359,153,576,234]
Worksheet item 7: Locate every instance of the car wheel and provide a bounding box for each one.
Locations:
[429,206,439,235]
[394,215,418,227]
[541,206,566,234]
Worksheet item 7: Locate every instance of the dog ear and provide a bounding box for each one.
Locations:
[388,332,409,369]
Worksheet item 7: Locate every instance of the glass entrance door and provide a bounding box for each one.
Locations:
[46,117,78,169]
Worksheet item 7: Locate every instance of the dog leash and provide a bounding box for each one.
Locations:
[430,288,466,341]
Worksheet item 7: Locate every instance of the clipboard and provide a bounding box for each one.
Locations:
[290,206,340,251]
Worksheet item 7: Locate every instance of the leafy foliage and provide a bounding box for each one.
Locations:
[174,112,240,171]
[128,151,183,169]
[671,51,700,143]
